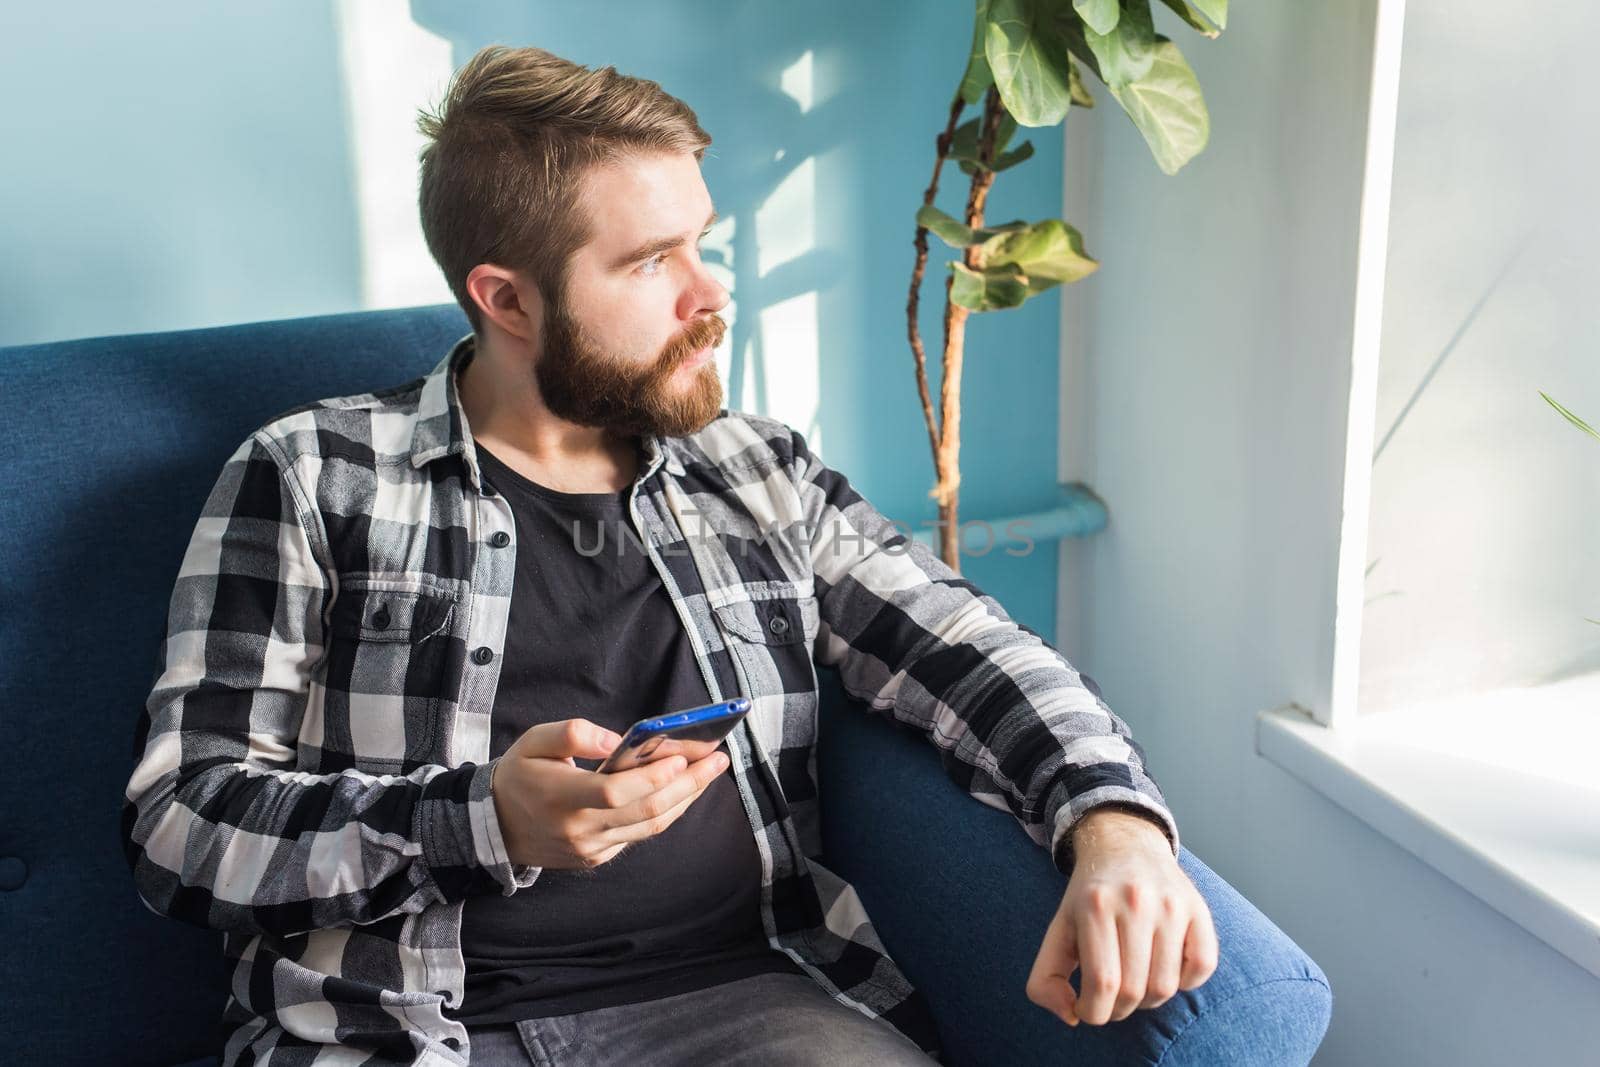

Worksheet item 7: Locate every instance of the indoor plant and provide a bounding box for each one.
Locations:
[909,0,1227,569]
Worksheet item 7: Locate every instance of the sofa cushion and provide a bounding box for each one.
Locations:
[0,304,469,1066]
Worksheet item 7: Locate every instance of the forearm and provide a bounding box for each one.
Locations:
[122,749,532,937]
[826,602,1181,875]
[791,429,1175,872]
[123,431,538,936]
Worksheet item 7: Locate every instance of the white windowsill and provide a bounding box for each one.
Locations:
[1256,673,1600,980]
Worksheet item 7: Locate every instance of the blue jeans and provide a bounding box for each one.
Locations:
[459,847,1333,1066]
[462,971,938,1065]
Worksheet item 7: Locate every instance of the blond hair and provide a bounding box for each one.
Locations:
[417,46,712,332]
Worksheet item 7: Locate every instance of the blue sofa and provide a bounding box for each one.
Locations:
[0,305,1331,1065]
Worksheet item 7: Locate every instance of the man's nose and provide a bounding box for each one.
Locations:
[679,261,730,320]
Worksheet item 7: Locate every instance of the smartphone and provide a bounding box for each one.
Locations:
[595,697,751,774]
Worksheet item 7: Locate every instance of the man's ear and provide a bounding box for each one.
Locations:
[465,264,542,343]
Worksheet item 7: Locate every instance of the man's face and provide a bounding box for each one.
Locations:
[534,150,730,438]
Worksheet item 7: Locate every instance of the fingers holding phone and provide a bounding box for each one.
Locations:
[588,745,730,843]
[488,717,729,871]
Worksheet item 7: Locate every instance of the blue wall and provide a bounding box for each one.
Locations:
[1,0,1068,643]
[0,2,364,346]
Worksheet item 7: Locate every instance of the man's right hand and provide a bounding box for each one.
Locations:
[488,718,731,870]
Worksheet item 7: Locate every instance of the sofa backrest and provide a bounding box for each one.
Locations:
[0,304,471,1065]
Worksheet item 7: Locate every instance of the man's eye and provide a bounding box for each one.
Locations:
[638,233,711,278]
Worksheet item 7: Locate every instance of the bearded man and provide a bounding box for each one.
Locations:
[122,44,1214,1066]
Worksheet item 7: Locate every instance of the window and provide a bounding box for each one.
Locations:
[1259,0,1600,984]
[1352,0,1600,722]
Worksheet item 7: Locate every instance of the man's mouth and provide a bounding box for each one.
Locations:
[678,345,714,372]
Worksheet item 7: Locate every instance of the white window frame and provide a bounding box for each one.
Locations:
[1326,0,1408,731]
[1247,0,1599,982]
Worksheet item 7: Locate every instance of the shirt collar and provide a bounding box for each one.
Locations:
[408,333,686,490]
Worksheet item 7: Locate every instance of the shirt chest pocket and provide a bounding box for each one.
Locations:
[710,582,821,706]
[709,582,822,808]
[321,580,460,769]
[328,583,455,644]
[711,590,818,647]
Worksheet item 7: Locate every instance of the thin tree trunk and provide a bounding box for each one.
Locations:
[908,97,966,499]
[931,86,1005,570]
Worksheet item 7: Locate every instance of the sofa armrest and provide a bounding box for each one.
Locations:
[815,667,1332,1066]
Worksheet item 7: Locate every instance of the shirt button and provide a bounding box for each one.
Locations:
[472,646,494,666]
[371,606,391,630]
[490,531,511,548]
[443,1036,461,1050]
[768,615,790,636]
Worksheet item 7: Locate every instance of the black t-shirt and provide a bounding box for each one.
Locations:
[445,440,802,1027]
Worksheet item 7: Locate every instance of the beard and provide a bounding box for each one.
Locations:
[534,299,726,438]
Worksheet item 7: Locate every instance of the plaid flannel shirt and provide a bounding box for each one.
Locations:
[121,334,1178,1065]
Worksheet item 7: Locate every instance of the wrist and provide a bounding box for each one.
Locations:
[1071,805,1172,858]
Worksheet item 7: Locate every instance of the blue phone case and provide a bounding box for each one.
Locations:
[596,697,751,773]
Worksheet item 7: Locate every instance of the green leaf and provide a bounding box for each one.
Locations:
[951,111,1035,174]
[979,218,1100,292]
[917,204,1029,248]
[949,111,1019,163]
[959,139,1036,175]
[985,0,1077,127]
[1541,391,1600,443]
[999,140,1037,168]
[1055,8,1107,82]
[1156,0,1222,37]
[1068,55,1096,107]
[1073,0,1119,36]
[1191,0,1226,30]
[959,0,995,105]
[1084,0,1158,87]
[949,262,1031,311]
[1107,37,1210,174]
[918,205,980,247]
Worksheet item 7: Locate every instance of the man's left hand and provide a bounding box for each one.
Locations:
[1026,809,1218,1027]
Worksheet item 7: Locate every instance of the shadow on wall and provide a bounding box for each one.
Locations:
[406,0,1069,542]
[0,0,1070,637]
[403,3,1074,649]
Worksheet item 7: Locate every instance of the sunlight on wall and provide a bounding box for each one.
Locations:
[746,49,823,448]
[333,0,455,310]
[702,213,740,395]
[755,290,822,435]
[780,47,814,114]
[756,155,816,278]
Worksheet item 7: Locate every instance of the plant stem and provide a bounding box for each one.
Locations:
[908,95,967,476]
[931,85,1004,568]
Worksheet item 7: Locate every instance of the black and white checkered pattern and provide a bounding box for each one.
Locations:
[121,334,1177,1065]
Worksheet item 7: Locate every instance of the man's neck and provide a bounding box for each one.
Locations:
[457,333,641,494]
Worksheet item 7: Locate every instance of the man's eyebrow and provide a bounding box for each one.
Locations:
[611,209,720,269]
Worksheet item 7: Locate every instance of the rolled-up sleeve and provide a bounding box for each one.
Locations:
[786,426,1178,876]
[120,432,537,939]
